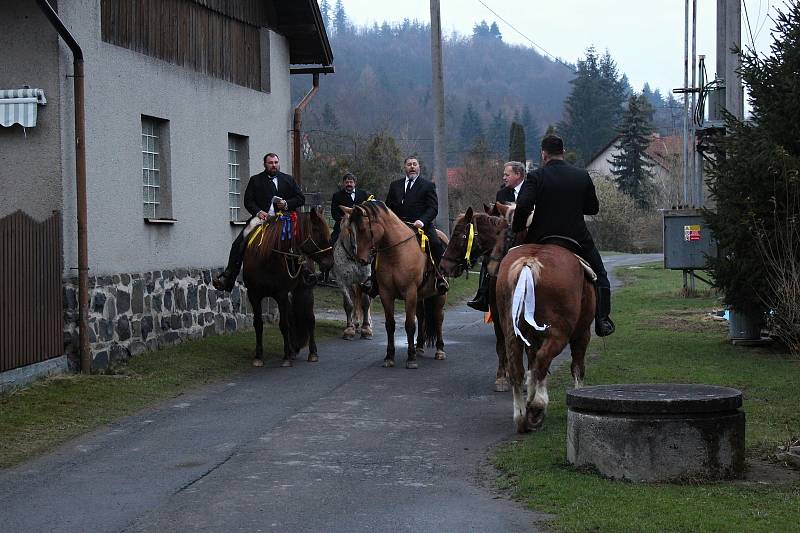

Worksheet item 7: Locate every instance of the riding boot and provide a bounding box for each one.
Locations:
[467,260,490,311]
[213,232,246,292]
[595,285,616,337]
[428,233,449,295]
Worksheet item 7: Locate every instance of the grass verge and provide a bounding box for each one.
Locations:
[493,263,800,532]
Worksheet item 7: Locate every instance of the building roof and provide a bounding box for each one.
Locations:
[586,133,681,172]
[272,1,333,66]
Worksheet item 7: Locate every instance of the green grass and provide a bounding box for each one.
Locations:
[0,321,340,469]
[493,263,800,532]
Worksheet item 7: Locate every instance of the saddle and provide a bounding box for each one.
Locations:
[537,235,597,282]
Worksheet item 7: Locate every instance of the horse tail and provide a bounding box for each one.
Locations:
[423,295,437,347]
[511,263,549,347]
[290,284,313,351]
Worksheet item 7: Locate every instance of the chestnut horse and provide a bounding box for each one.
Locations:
[242,208,334,367]
[442,207,595,433]
[341,201,448,369]
[440,207,511,391]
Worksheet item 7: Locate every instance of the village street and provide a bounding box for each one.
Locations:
[0,254,659,532]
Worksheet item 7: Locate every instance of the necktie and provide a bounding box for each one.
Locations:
[405,179,414,194]
[513,188,517,201]
[350,192,355,202]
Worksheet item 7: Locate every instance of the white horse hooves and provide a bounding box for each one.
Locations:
[494,379,510,392]
[252,359,264,367]
[383,359,395,368]
[308,353,319,363]
[434,350,446,360]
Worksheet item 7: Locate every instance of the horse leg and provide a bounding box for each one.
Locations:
[381,292,396,368]
[404,291,419,369]
[359,287,373,339]
[492,318,508,391]
[434,294,446,360]
[526,334,567,430]
[414,299,425,358]
[569,328,591,389]
[250,293,265,367]
[275,293,294,367]
[307,296,319,363]
[341,286,356,340]
[504,335,527,433]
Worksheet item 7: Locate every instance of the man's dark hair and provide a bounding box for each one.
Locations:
[540,135,564,155]
[263,152,279,163]
[341,172,356,182]
[403,155,419,165]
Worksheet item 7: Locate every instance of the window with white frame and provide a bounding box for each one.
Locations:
[228,133,249,222]
[141,116,172,221]
[142,118,160,218]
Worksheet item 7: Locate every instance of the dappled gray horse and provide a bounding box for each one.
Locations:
[333,212,373,340]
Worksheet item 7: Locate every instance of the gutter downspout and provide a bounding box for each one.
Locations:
[291,73,319,187]
[36,0,91,373]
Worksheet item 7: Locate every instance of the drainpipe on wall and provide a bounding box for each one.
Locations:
[36,0,91,373]
[290,66,334,187]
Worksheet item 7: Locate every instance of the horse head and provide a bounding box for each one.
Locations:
[341,203,384,266]
[300,207,334,273]
[442,207,509,278]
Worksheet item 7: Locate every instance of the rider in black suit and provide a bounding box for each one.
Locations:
[468,161,526,311]
[511,135,615,337]
[384,156,448,294]
[213,153,305,292]
[330,172,370,245]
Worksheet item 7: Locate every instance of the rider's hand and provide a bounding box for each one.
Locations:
[257,210,269,220]
[278,200,288,210]
[413,220,424,229]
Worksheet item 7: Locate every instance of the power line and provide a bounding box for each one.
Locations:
[475,0,576,74]
[743,0,757,49]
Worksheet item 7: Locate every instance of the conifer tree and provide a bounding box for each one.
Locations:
[608,94,655,209]
[319,0,331,31]
[459,103,484,150]
[333,0,348,34]
[487,110,508,157]
[705,2,800,321]
[508,121,526,163]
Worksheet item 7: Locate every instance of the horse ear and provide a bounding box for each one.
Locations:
[316,205,325,215]
[495,202,511,218]
[341,206,353,216]
[483,203,492,214]
[465,206,473,222]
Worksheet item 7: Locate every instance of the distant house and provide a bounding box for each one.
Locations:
[585,134,682,183]
[0,0,332,377]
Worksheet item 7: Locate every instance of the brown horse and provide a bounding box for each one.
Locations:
[440,207,511,391]
[341,201,447,369]
[242,208,334,367]
[442,206,595,433]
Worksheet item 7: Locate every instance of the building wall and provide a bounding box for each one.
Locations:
[57,0,293,276]
[0,1,62,221]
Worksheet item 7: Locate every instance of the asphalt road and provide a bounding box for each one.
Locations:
[0,254,661,533]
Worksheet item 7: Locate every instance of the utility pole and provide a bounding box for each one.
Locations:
[430,0,449,231]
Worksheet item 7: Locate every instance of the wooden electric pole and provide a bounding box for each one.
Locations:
[430,0,449,231]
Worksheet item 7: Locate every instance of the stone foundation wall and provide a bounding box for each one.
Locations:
[63,268,273,369]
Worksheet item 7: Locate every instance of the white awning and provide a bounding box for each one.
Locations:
[0,88,47,128]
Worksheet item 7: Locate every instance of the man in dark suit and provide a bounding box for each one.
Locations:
[468,161,527,310]
[330,172,370,245]
[384,156,448,294]
[511,135,614,336]
[213,152,305,292]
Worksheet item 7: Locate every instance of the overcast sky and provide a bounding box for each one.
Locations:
[334,0,777,97]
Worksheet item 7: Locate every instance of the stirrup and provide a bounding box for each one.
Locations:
[595,317,615,337]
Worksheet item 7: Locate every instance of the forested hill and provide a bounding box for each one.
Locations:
[290,19,576,165]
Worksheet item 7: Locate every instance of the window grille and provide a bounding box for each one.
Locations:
[142,118,160,218]
[228,137,241,221]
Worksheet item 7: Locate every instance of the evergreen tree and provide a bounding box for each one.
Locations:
[508,121,526,163]
[333,0,348,35]
[608,94,656,209]
[558,47,628,165]
[521,104,537,155]
[460,103,484,150]
[489,22,502,40]
[319,0,331,32]
[705,3,800,319]
[322,102,339,130]
[487,110,508,156]
[472,20,491,38]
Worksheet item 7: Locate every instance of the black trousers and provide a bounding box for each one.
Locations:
[578,245,610,290]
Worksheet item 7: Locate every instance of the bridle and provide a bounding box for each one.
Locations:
[348,205,416,266]
[270,218,332,278]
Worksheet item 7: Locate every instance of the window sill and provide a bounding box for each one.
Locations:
[230,220,247,226]
[144,218,177,225]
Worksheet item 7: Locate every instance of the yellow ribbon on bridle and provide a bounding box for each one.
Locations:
[465,222,475,263]
[247,224,266,248]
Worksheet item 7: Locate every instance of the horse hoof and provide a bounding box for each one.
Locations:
[281,359,293,368]
[343,327,356,339]
[527,409,545,429]
[406,360,418,369]
[415,347,425,357]
[361,333,373,340]
[434,350,446,360]
[252,359,264,367]
[515,417,530,434]
[382,360,395,368]
[308,353,319,363]
[494,379,510,392]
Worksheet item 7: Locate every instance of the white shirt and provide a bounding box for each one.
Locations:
[513,182,523,201]
[267,176,279,215]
